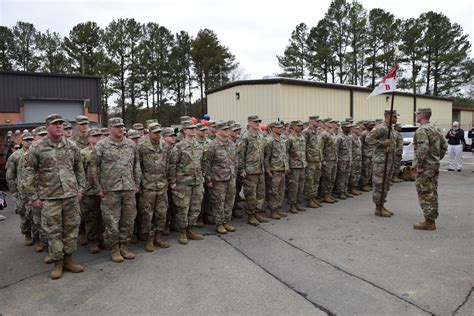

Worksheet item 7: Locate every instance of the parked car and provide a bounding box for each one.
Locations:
[463,130,472,151]
[400,125,418,165]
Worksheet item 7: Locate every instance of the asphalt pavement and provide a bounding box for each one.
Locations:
[0,153,472,315]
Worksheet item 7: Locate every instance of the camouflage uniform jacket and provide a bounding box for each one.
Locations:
[24,137,86,200]
[264,135,289,172]
[136,138,169,191]
[196,136,208,151]
[238,130,265,175]
[413,123,448,171]
[286,132,307,169]
[351,135,362,161]
[394,131,403,155]
[336,133,352,162]
[360,130,375,158]
[90,137,141,192]
[5,149,23,193]
[169,138,205,186]
[80,147,100,195]
[303,127,322,162]
[204,138,237,182]
[365,122,396,163]
[71,133,89,150]
[320,130,337,161]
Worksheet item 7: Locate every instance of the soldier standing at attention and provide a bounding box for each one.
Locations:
[229,123,244,219]
[136,123,171,252]
[303,116,323,209]
[348,124,363,196]
[366,110,399,218]
[392,124,404,182]
[334,122,353,199]
[238,115,268,226]
[90,117,141,263]
[169,121,206,245]
[71,115,90,150]
[319,119,338,203]
[286,120,307,213]
[63,122,73,138]
[195,123,211,227]
[359,121,376,191]
[132,123,145,137]
[24,114,86,280]
[413,108,447,230]
[204,122,238,234]
[264,122,289,219]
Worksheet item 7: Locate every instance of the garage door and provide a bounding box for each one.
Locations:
[23,100,84,123]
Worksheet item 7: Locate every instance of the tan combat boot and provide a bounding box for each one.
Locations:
[155,233,170,248]
[307,199,319,208]
[145,236,155,252]
[312,198,322,207]
[392,176,403,183]
[34,240,43,253]
[63,254,84,273]
[375,205,391,217]
[296,204,306,211]
[323,194,334,203]
[44,252,54,264]
[49,260,63,280]
[247,214,260,226]
[330,195,339,202]
[271,210,281,220]
[89,241,100,254]
[383,206,394,216]
[255,213,269,223]
[24,233,33,246]
[79,233,88,246]
[345,192,354,198]
[178,229,188,245]
[216,224,227,234]
[360,185,371,192]
[187,228,204,240]
[349,189,361,196]
[289,205,298,214]
[111,245,124,263]
[338,193,347,200]
[163,222,171,235]
[223,223,236,232]
[276,210,288,217]
[414,219,436,230]
[120,244,136,259]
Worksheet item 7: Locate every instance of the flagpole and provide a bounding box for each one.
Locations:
[380,92,395,209]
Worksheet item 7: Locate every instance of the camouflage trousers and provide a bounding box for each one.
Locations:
[81,194,102,242]
[287,168,305,205]
[266,171,286,211]
[372,160,394,205]
[415,169,439,220]
[101,190,137,248]
[172,184,203,229]
[210,179,236,225]
[360,156,373,186]
[16,197,32,235]
[31,204,46,244]
[242,173,265,215]
[349,160,362,191]
[142,187,168,237]
[40,196,81,261]
[320,160,337,194]
[392,154,402,179]
[201,186,214,223]
[304,161,322,199]
[335,160,351,194]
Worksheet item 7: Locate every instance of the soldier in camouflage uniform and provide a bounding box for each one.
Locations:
[162,127,178,235]
[348,124,363,196]
[392,124,404,183]
[264,122,289,219]
[80,128,103,254]
[169,122,206,245]
[238,115,269,226]
[334,122,353,199]
[229,123,244,218]
[195,123,211,226]
[136,123,171,252]
[319,119,338,203]
[90,117,141,263]
[366,110,399,217]
[24,114,86,280]
[413,108,447,230]
[303,116,323,208]
[63,122,73,138]
[286,120,307,213]
[6,133,35,246]
[127,129,142,144]
[100,127,110,138]
[206,120,217,142]
[359,121,376,191]
[204,122,238,234]
[132,123,145,137]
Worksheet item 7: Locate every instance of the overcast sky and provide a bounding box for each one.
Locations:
[1,0,472,79]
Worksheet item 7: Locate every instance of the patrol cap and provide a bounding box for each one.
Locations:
[45,113,65,125]
[149,123,162,133]
[7,130,12,136]
[22,133,34,141]
[180,116,191,123]
[182,121,196,129]
[216,122,230,130]
[226,120,236,126]
[321,118,332,123]
[88,128,102,137]
[291,120,304,126]
[146,119,159,128]
[127,129,141,139]
[248,115,262,123]
[33,126,48,136]
[196,123,207,131]
[132,123,144,130]
[328,119,337,124]
[375,119,383,124]
[230,123,242,131]
[75,115,90,125]
[309,115,320,121]
[162,127,177,136]
[206,120,216,127]
[269,122,284,129]
[345,117,354,122]
[341,122,355,128]
[63,121,72,129]
[384,110,400,116]
[416,107,432,114]
[100,127,110,136]
[109,117,125,127]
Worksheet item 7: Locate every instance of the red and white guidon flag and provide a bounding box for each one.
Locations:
[368,65,398,98]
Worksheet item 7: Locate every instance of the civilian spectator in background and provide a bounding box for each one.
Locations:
[445,121,464,172]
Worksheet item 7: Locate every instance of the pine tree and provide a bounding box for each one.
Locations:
[277,23,309,79]
[0,26,14,70]
[11,22,40,72]
[37,30,68,73]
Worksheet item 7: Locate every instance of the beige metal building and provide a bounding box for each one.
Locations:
[206,78,453,131]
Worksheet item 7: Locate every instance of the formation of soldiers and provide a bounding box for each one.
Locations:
[5,108,445,280]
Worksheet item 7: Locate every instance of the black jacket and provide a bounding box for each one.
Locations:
[445,128,464,145]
